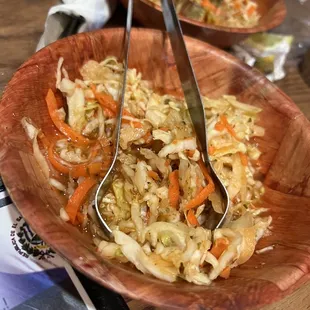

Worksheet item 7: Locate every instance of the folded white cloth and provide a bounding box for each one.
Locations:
[36,0,117,51]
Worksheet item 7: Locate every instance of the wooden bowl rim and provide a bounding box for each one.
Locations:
[0,27,305,309]
[137,0,287,34]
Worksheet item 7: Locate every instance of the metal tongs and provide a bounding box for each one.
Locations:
[95,0,229,240]
[94,0,133,240]
[160,0,229,230]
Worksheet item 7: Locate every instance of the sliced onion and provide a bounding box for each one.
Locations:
[49,178,66,192]
[60,207,70,222]
[21,117,49,179]
[97,106,105,138]
[56,57,64,89]
[253,125,265,137]
[33,133,49,179]
[228,212,254,229]
[59,78,75,96]
[209,188,224,214]
[21,117,37,140]
[62,67,69,79]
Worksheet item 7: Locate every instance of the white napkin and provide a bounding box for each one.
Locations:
[36,0,117,51]
[0,178,96,309]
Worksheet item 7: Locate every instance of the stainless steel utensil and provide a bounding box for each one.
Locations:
[161,0,230,230]
[94,0,133,239]
[94,0,229,239]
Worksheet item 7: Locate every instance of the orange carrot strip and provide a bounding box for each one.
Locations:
[92,85,143,127]
[168,170,180,209]
[198,159,214,185]
[70,166,89,178]
[208,145,216,155]
[187,209,199,226]
[87,162,103,175]
[99,160,113,172]
[65,177,97,224]
[165,159,171,167]
[91,85,117,114]
[46,89,91,146]
[185,184,215,210]
[220,115,240,141]
[141,132,152,143]
[85,98,97,103]
[48,142,108,177]
[210,238,229,259]
[215,121,225,131]
[220,266,231,279]
[103,107,115,118]
[239,152,248,166]
[247,5,256,16]
[122,109,139,118]
[48,149,87,177]
[184,159,215,210]
[148,170,160,181]
[159,127,170,132]
[234,2,241,9]
[201,0,217,12]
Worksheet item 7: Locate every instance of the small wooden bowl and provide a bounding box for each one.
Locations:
[121,0,287,48]
[1,28,310,309]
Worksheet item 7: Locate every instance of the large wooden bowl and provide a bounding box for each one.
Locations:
[121,0,287,48]
[1,28,310,309]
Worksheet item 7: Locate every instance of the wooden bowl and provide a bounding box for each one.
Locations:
[1,28,310,309]
[121,0,287,48]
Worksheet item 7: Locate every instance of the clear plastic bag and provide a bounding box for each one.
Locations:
[232,33,293,81]
[272,0,310,60]
[231,0,310,81]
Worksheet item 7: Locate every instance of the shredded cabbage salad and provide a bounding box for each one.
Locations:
[151,0,260,28]
[22,56,271,285]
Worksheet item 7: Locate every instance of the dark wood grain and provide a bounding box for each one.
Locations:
[0,0,57,93]
[275,61,310,120]
[1,28,310,310]
[120,0,286,48]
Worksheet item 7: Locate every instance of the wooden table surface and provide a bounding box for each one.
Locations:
[0,0,310,309]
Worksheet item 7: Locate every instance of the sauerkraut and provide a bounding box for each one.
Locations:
[22,56,271,285]
[151,0,260,28]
